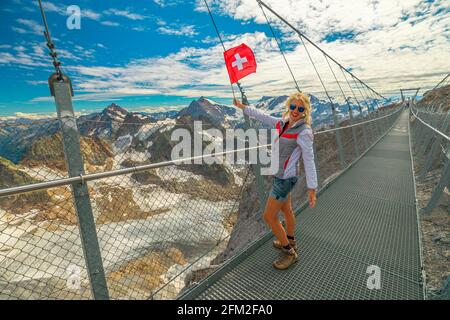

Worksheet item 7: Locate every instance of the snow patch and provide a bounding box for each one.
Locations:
[155,166,204,183]
[114,134,133,153]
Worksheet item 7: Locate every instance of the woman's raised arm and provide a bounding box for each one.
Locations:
[233,98,280,127]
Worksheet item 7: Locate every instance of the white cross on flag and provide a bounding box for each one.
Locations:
[223,43,257,84]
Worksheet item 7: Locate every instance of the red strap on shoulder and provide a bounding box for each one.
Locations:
[281,133,299,139]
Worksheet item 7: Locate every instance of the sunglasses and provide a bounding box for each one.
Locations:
[289,104,305,113]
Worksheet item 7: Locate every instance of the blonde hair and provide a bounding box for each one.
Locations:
[283,92,312,127]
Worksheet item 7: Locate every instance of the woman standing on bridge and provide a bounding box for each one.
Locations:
[233,92,317,270]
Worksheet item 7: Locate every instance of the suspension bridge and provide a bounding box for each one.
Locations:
[0,1,448,300]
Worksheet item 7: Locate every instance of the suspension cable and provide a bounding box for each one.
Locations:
[256,0,386,101]
[420,90,450,116]
[364,83,378,111]
[298,35,336,111]
[361,84,376,112]
[369,89,383,110]
[410,78,450,114]
[203,0,241,101]
[352,76,371,113]
[340,67,363,115]
[431,73,450,91]
[37,0,63,79]
[324,54,353,116]
[203,0,225,51]
[258,1,300,92]
[425,76,450,110]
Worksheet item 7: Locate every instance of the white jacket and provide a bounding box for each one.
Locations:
[243,105,318,189]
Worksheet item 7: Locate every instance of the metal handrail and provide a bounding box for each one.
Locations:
[0,107,401,198]
[411,107,450,141]
[0,144,270,197]
[316,106,401,135]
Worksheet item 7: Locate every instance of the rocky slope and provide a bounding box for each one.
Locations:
[417,84,450,111]
[178,97,240,127]
[21,132,114,173]
[0,156,52,215]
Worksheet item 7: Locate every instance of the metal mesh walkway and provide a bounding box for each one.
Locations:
[183,111,424,300]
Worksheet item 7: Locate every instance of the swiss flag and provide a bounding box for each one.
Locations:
[223,43,257,84]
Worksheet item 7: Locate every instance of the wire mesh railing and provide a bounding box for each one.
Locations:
[0,103,402,300]
[410,105,450,215]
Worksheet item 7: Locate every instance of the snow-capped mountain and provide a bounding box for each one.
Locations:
[77,103,154,139]
[178,96,240,128]
[252,93,383,127]
[0,94,386,165]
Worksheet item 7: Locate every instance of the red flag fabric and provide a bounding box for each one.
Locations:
[223,43,257,84]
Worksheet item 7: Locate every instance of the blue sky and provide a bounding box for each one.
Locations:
[0,0,449,118]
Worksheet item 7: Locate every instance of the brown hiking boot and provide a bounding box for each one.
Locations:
[273,239,297,252]
[273,247,298,270]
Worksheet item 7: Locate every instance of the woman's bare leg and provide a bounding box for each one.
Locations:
[263,196,289,247]
[280,193,296,237]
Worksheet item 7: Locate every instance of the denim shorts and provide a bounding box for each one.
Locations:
[269,176,298,202]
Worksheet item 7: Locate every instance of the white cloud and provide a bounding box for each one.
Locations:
[0,40,96,70]
[26,80,48,86]
[132,26,146,32]
[153,0,183,8]
[191,0,450,96]
[48,17,447,103]
[157,25,199,37]
[39,1,64,14]
[101,21,120,27]
[0,51,47,67]
[11,27,27,34]
[6,0,448,104]
[14,46,26,52]
[13,18,43,35]
[82,9,102,21]
[104,8,146,20]
[0,112,57,121]
[31,2,103,22]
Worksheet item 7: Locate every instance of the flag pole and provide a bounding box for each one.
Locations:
[203,0,267,208]
[203,0,240,103]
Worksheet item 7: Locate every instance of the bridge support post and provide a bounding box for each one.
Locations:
[381,107,388,133]
[50,74,109,300]
[359,105,369,150]
[368,94,382,139]
[331,105,346,169]
[367,111,376,144]
[346,99,360,157]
